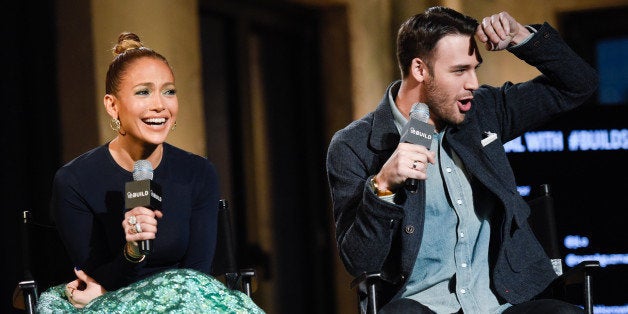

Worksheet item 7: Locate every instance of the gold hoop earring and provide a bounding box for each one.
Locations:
[110,118,121,132]
[171,121,177,131]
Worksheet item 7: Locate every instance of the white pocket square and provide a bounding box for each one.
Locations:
[481,131,498,147]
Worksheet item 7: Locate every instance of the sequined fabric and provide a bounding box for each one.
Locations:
[37,269,265,313]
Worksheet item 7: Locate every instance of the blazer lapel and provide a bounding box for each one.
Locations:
[446,126,516,197]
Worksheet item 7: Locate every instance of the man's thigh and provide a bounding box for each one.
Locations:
[379,298,437,314]
[504,299,583,314]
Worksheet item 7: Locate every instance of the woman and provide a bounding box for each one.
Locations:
[37,32,263,313]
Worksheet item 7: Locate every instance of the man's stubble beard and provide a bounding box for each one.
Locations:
[424,76,467,127]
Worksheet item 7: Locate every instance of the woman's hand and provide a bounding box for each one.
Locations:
[122,206,163,243]
[65,268,106,308]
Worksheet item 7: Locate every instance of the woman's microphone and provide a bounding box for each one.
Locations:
[124,160,162,255]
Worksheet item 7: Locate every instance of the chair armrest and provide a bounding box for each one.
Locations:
[551,260,600,314]
[239,268,256,297]
[351,272,400,314]
[351,272,383,314]
[13,280,38,313]
[221,268,257,296]
[350,271,384,290]
[556,260,600,285]
[350,271,401,289]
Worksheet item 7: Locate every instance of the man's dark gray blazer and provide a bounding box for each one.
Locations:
[326,23,598,308]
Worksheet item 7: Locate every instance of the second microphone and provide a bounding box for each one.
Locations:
[399,103,435,193]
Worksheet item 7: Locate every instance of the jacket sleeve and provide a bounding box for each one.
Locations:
[477,23,599,143]
[326,125,405,276]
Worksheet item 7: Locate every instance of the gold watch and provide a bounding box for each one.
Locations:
[370,177,393,197]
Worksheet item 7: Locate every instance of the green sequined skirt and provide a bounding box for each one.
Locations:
[37,268,265,313]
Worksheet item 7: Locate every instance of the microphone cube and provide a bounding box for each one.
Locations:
[124,180,162,210]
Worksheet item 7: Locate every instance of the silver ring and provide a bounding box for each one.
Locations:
[412,160,419,169]
[128,215,137,226]
[135,223,142,233]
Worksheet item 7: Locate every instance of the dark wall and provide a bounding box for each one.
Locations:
[507,6,628,307]
[199,2,337,313]
[1,1,70,313]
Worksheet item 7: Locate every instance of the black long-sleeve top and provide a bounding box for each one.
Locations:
[51,142,219,291]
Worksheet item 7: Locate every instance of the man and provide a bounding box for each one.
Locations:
[326,6,597,313]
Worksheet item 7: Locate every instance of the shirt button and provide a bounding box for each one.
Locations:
[456,199,463,205]
[461,263,468,268]
[460,289,467,294]
[460,232,465,238]
[404,225,415,234]
[446,167,452,173]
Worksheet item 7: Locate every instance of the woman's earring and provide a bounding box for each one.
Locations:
[110,117,121,132]
[171,121,177,131]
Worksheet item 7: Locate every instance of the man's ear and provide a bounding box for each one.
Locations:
[103,94,118,119]
[411,58,428,83]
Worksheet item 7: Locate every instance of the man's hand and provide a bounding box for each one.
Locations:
[374,143,435,192]
[476,11,531,51]
[65,268,106,308]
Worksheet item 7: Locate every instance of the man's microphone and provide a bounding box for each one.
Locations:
[399,103,435,193]
[124,160,162,255]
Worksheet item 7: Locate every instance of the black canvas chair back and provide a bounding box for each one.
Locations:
[526,184,600,313]
[214,199,256,297]
[527,184,564,276]
[13,210,73,313]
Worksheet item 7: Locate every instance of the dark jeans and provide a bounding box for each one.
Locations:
[504,299,584,314]
[379,298,584,314]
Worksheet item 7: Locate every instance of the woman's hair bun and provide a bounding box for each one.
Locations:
[112,32,144,56]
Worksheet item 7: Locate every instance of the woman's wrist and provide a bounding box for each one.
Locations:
[123,242,145,263]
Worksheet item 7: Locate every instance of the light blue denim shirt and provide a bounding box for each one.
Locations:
[387,87,511,313]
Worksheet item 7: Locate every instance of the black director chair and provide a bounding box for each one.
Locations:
[13,199,257,313]
[351,184,600,314]
[12,210,73,314]
[526,184,600,313]
[214,199,257,296]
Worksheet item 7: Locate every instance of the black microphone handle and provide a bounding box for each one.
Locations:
[140,239,152,255]
[405,178,419,194]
